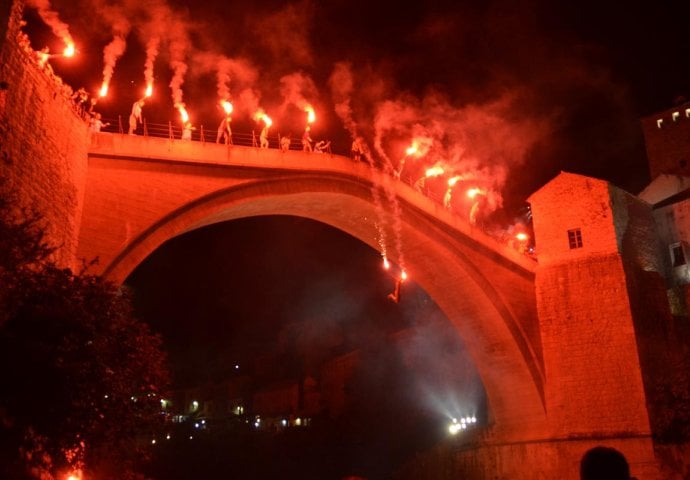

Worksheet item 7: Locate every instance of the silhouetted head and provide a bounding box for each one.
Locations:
[580,446,631,480]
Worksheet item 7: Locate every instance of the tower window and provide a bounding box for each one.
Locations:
[657,118,664,128]
[673,111,680,122]
[671,243,687,267]
[567,228,583,249]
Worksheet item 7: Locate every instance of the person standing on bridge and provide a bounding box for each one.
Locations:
[351,136,365,162]
[128,99,145,135]
[302,126,313,152]
[217,114,232,145]
[280,134,291,152]
[182,121,195,141]
[260,121,270,148]
[89,113,109,133]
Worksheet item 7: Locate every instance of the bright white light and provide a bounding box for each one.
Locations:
[235,364,239,369]
[194,423,199,428]
[189,435,193,440]
[191,400,199,411]
[151,439,156,444]
[201,420,206,424]
[166,434,171,440]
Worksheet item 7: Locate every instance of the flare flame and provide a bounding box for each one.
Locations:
[305,105,316,124]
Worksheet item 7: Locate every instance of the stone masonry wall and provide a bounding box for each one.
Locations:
[0,0,89,269]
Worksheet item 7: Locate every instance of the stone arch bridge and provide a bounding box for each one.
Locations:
[81,133,544,438]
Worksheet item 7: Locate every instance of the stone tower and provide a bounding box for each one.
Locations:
[641,101,690,180]
[529,172,681,479]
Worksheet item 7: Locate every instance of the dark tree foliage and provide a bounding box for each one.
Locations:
[0,180,169,479]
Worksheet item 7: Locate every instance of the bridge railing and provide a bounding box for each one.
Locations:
[100,117,315,152]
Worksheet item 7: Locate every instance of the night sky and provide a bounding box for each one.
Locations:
[20,0,690,412]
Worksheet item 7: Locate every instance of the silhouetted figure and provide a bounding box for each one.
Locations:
[260,123,270,148]
[302,126,313,152]
[128,99,144,135]
[280,135,291,152]
[580,446,635,480]
[351,137,364,161]
[181,122,195,141]
[387,278,402,303]
[89,113,109,133]
[314,140,330,153]
[217,116,232,144]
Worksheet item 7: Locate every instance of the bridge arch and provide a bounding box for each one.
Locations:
[78,138,546,438]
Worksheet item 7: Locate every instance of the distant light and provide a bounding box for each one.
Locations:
[191,400,198,411]
[235,364,239,370]
[194,423,199,429]
[151,439,156,444]
[166,434,171,440]
[448,419,461,435]
[189,435,193,440]
[281,419,287,427]
[201,419,206,424]
[295,418,302,426]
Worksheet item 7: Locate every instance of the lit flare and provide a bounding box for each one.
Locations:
[383,257,390,270]
[63,43,75,57]
[99,83,108,98]
[145,84,153,97]
[305,105,316,124]
[405,142,418,156]
[176,103,189,123]
[425,166,444,178]
[448,176,462,187]
[222,100,233,115]
[466,187,485,199]
[516,232,529,242]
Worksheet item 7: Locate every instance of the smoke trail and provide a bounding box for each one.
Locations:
[329,62,356,134]
[328,63,396,269]
[144,37,160,92]
[100,35,127,96]
[279,71,318,118]
[25,0,74,52]
[168,18,190,105]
